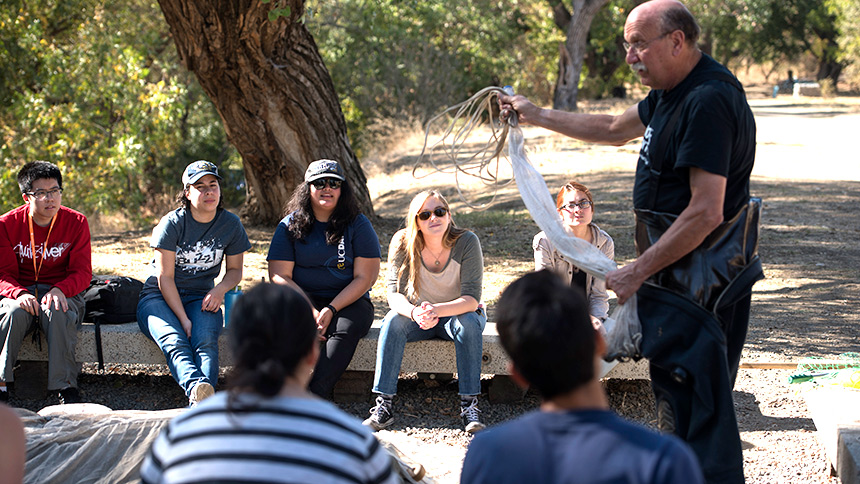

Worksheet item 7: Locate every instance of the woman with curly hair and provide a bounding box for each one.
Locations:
[140,283,398,484]
[533,181,615,334]
[267,159,381,399]
[364,190,486,433]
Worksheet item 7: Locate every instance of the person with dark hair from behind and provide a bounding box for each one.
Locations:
[0,161,92,405]
[460,270,704,484]
[140,283,398,484]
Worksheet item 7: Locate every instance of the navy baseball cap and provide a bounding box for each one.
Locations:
[182,160,222,186]
[304,159,345,183]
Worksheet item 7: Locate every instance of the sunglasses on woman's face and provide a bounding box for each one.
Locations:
[310,178,342,190]
[417,207,448,221]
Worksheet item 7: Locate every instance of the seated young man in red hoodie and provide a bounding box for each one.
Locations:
[0,161,92,405]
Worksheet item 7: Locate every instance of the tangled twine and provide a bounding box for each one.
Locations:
[414,86,516,209]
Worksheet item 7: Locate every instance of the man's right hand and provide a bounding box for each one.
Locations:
[498,93,540,125]
[15,293,39,316]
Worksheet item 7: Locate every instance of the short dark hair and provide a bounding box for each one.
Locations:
[17,161,62,194]
[496,270,596,400]
[661,2,700,45]
[226,283,318,398]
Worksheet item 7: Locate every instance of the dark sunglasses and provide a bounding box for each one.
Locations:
[310,178,342,190]
[417,207,449,220]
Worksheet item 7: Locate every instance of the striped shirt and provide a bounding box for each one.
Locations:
[140,393,397,484]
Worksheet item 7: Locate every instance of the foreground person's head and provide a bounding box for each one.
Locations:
[496,270,603,400]
[227,283,318,397]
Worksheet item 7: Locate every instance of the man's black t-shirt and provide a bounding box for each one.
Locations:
[634,54,756,218]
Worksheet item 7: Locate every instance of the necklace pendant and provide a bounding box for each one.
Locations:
[435,260,440,266]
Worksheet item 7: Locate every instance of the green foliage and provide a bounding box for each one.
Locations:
[1,0,854,228]
[579,0,638,100]
[306,0,561,155]
[826,0,859,87]
[262,0,292,22]
[691,0,846,84]
[0,0,237,223]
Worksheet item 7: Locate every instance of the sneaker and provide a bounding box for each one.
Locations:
[362,395,394,431]
[58,387,82,404]
[189,381,215,407]
[460,396,485,433]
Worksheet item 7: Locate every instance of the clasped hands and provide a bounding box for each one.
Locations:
[411,301,439,330]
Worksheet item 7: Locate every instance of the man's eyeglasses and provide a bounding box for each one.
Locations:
[623,31,672,54]
[417,207,448,221]
[310,178,342,190]
[26,188,63,201]
[560,200,592,211]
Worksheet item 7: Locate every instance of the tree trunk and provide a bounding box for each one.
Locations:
[156,0,373,225]
[552,0,610,111]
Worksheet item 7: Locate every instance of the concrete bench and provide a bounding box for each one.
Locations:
[17,320,649,401]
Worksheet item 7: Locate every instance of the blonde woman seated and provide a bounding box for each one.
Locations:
[533,181,615,333]
[364,191,486,433]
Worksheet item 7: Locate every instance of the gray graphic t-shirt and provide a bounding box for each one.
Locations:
[142,208,251,295]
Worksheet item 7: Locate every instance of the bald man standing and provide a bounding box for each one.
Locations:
[500,2,762,482]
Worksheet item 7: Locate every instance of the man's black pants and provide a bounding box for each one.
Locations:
[639,283,752,484]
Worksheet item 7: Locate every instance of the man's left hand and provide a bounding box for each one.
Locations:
[40,287,69,312]
[606,262,648,305]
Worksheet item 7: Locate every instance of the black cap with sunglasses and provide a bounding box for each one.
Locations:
[305,159,345,183]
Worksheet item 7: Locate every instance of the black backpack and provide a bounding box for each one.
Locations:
[83,275,144,369]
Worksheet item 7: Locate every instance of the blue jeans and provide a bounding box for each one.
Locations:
[137,290,222,397]
[373,309,486,396]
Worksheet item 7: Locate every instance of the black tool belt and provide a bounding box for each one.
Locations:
[634,197,764,314]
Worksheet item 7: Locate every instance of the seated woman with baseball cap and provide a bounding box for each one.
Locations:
[267,159,381,400]
[137,160,251,407]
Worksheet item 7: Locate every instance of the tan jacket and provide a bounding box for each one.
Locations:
[532,224,615,321]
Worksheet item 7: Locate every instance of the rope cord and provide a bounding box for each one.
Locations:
[416,86,641,363]
[414,86,515,210]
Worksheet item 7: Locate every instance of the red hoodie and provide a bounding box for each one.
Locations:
[0,205,92,299]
